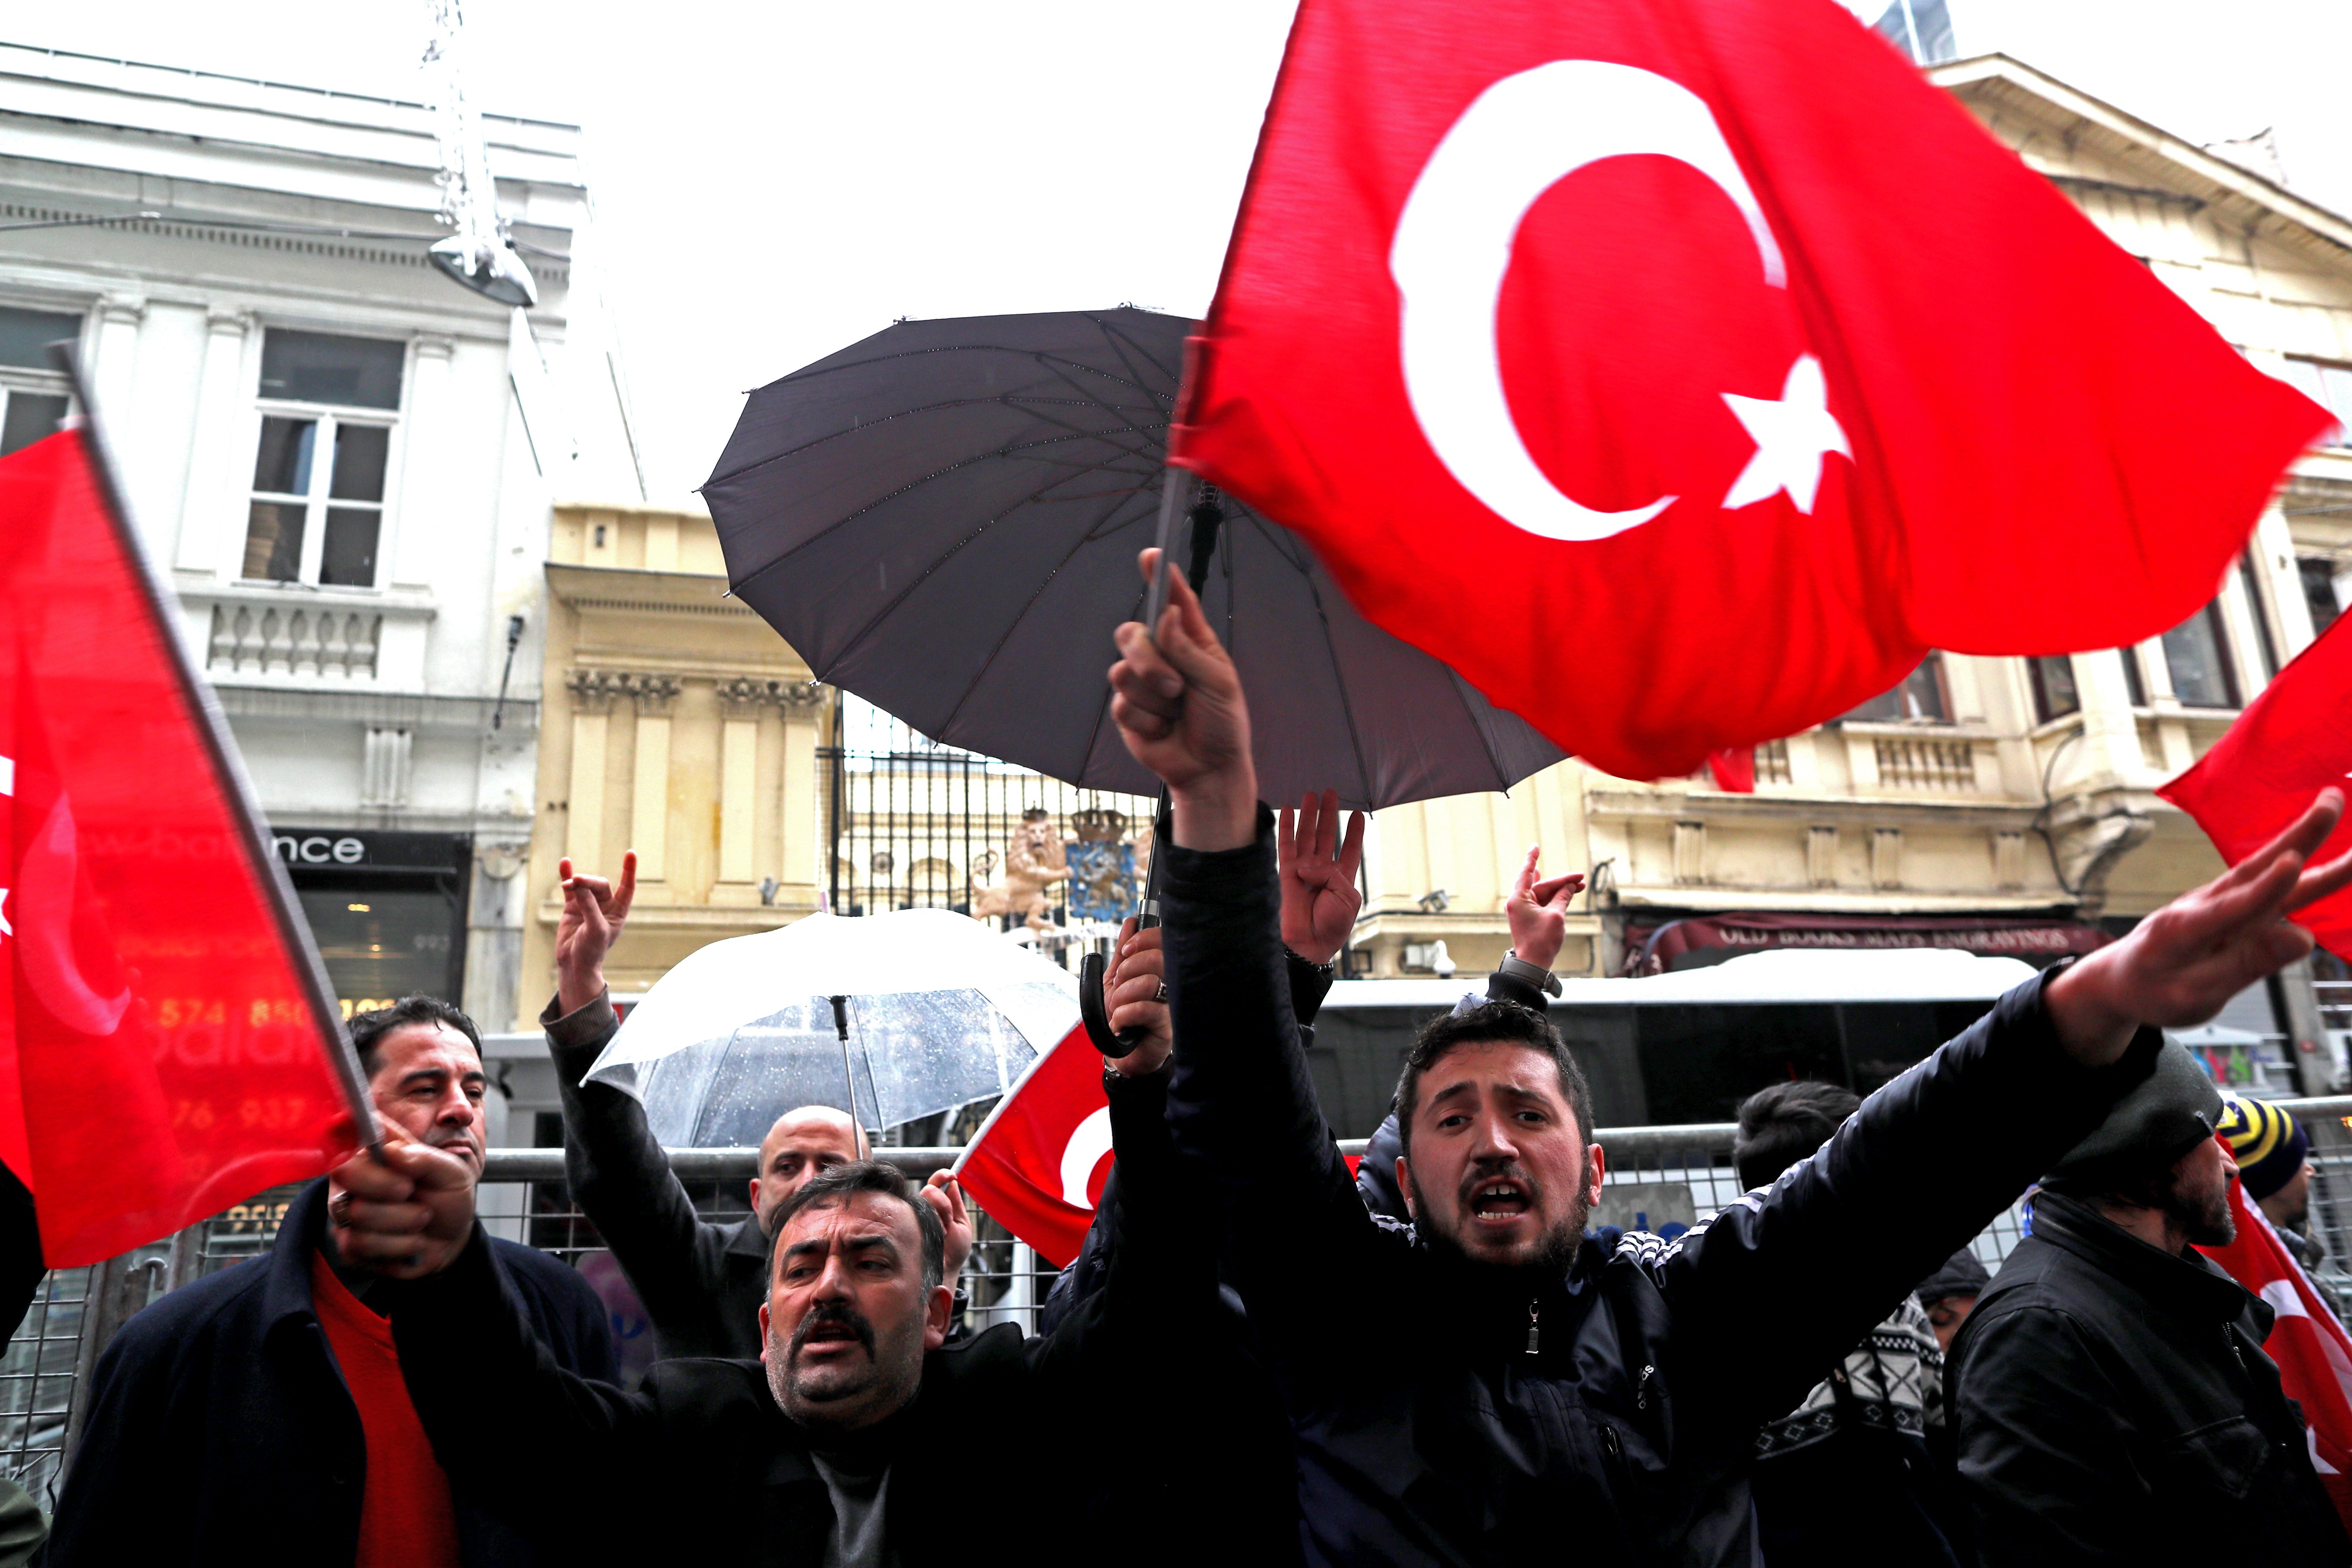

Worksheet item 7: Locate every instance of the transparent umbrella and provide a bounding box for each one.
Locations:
[583,908,1080,1146]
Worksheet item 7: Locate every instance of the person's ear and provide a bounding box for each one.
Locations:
[1586,1139,1607,1208]
[923,1283,953,1351]
[758,1300,772,1366]
[1395,1155,1416,1220]
[749,1176,763,1213]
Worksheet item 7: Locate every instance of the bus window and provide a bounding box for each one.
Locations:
[1837,1001,1998,1096]
[1635,1004,1847,1125]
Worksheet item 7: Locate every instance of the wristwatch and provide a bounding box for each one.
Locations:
[1497,950,1563,997]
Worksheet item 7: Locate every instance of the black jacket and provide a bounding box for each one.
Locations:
[1159,816,2158,1568]
[1950,1188,2351,1565]
[43,1179,616,1568]
[396,1069,1215,1568]
[548,989,775,1362]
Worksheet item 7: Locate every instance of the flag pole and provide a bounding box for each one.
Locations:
[47,346,382,1151]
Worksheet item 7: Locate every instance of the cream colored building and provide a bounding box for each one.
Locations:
[1352,57,2352,1091]
[518,502,834,1007]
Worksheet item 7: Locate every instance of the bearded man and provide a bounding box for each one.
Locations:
[1103,544,2352,1568]
[1951,1044,2351,1565]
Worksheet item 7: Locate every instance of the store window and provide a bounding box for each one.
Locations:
[1840,652,1949,722]
[2026,655,2079,723]
[2116,645,2147,707]
[274,830,467,1017]
[242,331,403,587]
[2162,600,2241,709]
[0,306,79,456]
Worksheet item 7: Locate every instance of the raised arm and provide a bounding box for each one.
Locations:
[1663,787,2352,1428]
[1108,550,1393,1351]
[546,853,731,1332]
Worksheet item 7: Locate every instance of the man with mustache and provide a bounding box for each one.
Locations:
[46,997,616,1568]
[1950,1047,2351,1563]
[1104,546,2352,1568]
[545,850,974,1361]
[365,930,1225,1568]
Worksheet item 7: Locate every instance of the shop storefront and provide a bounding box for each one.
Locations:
[271,829,471,1018]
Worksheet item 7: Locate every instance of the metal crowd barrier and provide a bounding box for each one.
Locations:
[12,1099,2352,1506]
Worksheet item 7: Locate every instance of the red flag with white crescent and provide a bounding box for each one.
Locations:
[2198,1159,2352,1534]
[1,429,368,1265]
[954,1023,1110,1270]
[1170,0,2330,781]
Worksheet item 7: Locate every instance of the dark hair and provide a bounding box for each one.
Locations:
[1733,1080,1861,1191]
[768,1160,945,1292]
[1393,1002,1592,1154]
[349,995,484,1078]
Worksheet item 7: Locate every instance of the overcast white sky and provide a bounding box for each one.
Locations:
[20,1,2352,504]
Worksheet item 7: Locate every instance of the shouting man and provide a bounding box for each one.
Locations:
[1104,547,2352,1567]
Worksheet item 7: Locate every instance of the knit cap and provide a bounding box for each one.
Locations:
[2043,1038,2224,1191]
[2218,1092,2310,1203]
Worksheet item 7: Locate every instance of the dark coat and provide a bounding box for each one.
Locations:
[1950,1188,2352,1566]
[1157,815,2159,1568]
[42,1179,616,1568]
[396,1069,1235,1568]
[547,990,775,1362]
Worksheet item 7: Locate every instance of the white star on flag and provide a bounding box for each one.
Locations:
[1719,354,1851,514]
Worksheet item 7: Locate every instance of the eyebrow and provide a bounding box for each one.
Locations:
[779,1233,900,1267]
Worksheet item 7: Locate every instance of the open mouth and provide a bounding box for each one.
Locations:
[1467,1178,1533,1225]
[793,1315,872,1361]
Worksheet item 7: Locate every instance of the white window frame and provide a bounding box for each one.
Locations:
[242,400,401,588]
[0,300,87,455]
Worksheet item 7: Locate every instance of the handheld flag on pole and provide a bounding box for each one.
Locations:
[0,352,374,1266]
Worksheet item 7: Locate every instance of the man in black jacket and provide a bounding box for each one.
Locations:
[355,983,1222,1568]
[1102,546,2352,1568]
[1950,1039,2352,1564]
[544,851,973,1360]
[45,997,616,1568]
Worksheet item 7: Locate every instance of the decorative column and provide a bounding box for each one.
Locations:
[175,309,254,575]
[90,294,145,427]
[624,674,683,885]
[714,679,770,896]
[391,334,455,591]
[775,681,829,905]
[564,670,623,874]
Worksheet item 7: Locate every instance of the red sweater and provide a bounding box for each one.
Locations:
[309,1250,462,1568]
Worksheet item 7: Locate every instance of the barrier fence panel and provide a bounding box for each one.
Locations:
[21,1098,2352,1499]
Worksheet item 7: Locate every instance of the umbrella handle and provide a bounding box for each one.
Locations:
[1078,949,1144,1059]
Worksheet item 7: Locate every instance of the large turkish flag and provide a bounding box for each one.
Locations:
[2160,611,2352,963]
[2,430,364,1265]
[1171,0,2331,780]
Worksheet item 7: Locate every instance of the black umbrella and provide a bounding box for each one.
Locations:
[703,306,1565,812]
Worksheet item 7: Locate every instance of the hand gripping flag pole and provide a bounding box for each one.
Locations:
[47,344,381,1156]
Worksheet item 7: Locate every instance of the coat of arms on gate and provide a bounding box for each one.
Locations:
[1064,807,1135,924]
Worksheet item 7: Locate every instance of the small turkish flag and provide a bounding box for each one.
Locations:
[2,429,365,1265]
[1171,0,2332,780]
[954,1023,1110,1269]
[2159,613,2352,963]
[2198,1156,2352,1534]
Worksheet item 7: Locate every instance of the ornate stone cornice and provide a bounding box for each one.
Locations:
[714,676,828,713]
[566,668,683,714]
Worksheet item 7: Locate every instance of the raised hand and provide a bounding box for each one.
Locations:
[2047,787,2352,1066]
[1278,790,1366,966]
[1109,548,1256,851]
[326,1121,477,1280]
[1103,917,1172,1075]
[1506,845,1584,973]
[557,850,637,1014]
[921,1171,976,1284]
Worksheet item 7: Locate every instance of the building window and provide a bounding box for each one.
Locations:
[2303,556,2344,636]
[242,331,403,587]
[0,305,80,456]
[2117,645,2147,707]
[2238,549,2281,680]
[2280,358,2352,449]
[1841,652,1950,722]
[2027,656,2079,723]
[2162,600,2241,708]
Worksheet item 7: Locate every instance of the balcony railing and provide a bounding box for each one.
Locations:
[205,602,380,679]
